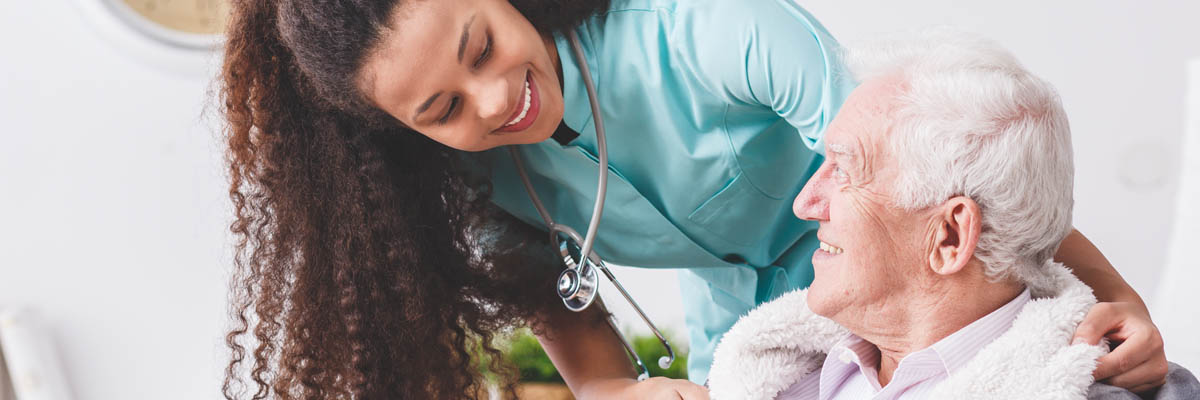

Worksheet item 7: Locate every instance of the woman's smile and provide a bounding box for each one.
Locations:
[496,70,540,133]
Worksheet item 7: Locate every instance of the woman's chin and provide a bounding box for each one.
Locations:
[514,112,563,144]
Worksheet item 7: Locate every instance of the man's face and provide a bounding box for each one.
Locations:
[792,77,938,322]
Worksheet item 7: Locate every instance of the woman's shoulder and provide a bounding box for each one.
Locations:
[599,0,677,14]
[589,0,829,46]
[598,0,796,18]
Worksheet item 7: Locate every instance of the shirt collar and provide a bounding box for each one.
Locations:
[822,333,884,391]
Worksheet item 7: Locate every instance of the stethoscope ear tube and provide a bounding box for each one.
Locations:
[505,30,676,382]
[590,257,676,372]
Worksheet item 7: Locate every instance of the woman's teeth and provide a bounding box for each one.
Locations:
[503,78,532,127]
[819,241,844,254]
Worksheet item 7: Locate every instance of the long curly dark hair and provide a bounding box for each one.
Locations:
[219,0,609,398]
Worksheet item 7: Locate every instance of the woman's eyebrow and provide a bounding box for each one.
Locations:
[415,13,477,121]
[457,14,477,63]
[415,92,442,120]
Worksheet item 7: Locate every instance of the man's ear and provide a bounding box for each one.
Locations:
[928,196,982,276]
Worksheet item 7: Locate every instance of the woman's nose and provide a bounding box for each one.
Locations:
[470,77,510,121]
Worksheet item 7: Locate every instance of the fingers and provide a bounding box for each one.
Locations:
[1102,355,1169,394]
[1080,301,1169,392]
[638,377,710,400]
[1072,302,1122,346]
[1093,327,1154,381]
[1097,329,1167,391]
[676,381,711,400]
[1124,377,1168,396]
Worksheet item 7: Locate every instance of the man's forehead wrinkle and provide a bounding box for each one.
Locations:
[856,77,909,171]
[857,74,909,118]
[857,135,877,178]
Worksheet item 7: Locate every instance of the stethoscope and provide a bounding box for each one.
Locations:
[507,30,675,381]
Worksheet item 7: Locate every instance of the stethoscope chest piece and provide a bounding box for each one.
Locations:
[556,235,600,312]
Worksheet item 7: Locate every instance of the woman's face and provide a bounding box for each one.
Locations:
[359,0,564,152]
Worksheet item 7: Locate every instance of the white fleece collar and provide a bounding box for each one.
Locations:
[707,262,1107,400]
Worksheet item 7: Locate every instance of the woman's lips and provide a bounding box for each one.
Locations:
[496,71,540,133]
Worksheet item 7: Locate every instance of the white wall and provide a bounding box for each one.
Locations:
[0,1,229,399]
[1155,59,1200,374]
[0,1,1196,399]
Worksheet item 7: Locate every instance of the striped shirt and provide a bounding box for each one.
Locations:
[777,288,1031,399]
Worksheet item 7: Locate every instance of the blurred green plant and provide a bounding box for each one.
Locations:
[506,330,565,383]
[631,334,688,380]
[477,328,688,384]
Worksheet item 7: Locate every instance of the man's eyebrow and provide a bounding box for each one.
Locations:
[828,142,866,173]
[414,92,442,121]
[827,143,853,157]
[457,14,476,63]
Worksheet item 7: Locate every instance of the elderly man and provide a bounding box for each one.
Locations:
[706,30,1198,399]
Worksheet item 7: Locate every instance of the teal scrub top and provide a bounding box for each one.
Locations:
[480,0,855,384]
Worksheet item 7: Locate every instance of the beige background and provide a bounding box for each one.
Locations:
[119,0,229,34]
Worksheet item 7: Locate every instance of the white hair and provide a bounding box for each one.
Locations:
[840,27,1075,289]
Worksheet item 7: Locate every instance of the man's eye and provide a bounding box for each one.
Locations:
[473,35,492,68]
[832,164,848,181]
[438,97,459,124]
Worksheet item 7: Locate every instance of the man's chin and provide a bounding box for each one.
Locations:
[805,287,839,318]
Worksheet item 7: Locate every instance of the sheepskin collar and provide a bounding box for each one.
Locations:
[707,262,1107,399]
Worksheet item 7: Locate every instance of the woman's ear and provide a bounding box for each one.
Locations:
[928,196,982,276]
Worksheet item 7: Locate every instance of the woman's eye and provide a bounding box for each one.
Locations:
[438,96,459,124]
[473,35,492,68]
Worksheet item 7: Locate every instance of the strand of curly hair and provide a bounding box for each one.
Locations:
[219,0,609,398]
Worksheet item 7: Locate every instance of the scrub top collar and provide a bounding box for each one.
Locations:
[551,122,581,146]
[553,30,599,146]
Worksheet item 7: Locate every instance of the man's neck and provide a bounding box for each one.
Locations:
[851,279,1024,386]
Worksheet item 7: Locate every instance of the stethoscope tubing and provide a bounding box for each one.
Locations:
[568,29,608,266]
[506,30,676,380]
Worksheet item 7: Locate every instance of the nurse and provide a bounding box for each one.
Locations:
[218,0,1168,398]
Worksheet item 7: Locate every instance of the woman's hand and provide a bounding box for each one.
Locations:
[579,377,710,400]
[1072,301,1169,394]
[1055,229,1168,393]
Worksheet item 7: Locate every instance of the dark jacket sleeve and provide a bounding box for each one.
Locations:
[1088,362,1200,400]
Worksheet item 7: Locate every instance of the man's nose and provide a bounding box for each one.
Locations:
[470,77,510,121]
[794,165,830,221]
